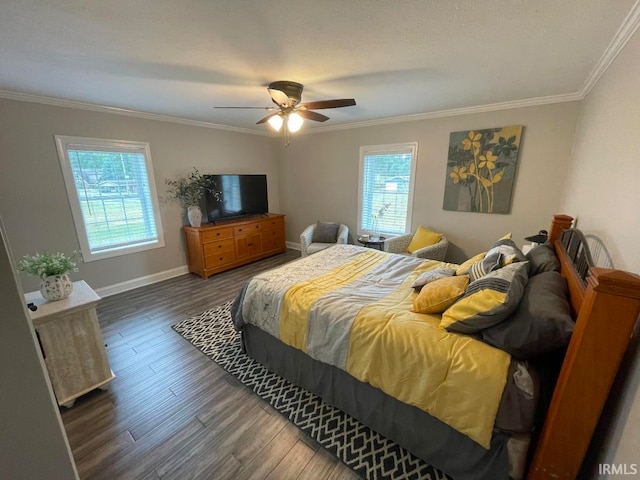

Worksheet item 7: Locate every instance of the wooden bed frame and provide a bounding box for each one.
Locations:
[527,215,640,479]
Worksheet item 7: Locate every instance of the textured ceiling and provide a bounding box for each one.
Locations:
[0,0,637,133]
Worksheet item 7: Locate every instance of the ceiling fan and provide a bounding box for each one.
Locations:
[215,81,356,146]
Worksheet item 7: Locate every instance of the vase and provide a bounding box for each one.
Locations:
[40,273,73,301]
[187,205,203,227]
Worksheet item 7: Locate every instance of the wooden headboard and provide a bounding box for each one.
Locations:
[527,214,640,479]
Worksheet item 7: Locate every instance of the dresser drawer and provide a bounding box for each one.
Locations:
[262,237,285,252]
[204,251,236,269]
[262,216,285,229]
[262,227,284,241]
[234,222,261,236]
[201,227,234,242]
[203,238,235,256]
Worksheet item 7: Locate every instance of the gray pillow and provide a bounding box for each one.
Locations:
[311,221,340,243]
[526,243,560,276]
[480,271,574,359]
[412,268,456,291]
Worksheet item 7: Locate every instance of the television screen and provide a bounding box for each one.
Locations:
[204,174,269,222]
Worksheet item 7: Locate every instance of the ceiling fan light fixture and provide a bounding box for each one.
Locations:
[268,114,283,131]
[287,112,304,133]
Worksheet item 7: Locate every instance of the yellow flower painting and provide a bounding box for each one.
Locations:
[443,126,523,214]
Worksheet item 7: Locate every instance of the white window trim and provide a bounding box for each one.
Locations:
[55,135,165,262]
[357,142,418,236]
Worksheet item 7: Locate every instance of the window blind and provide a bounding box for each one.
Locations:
[68,148,159,252]
[360,148,415,236]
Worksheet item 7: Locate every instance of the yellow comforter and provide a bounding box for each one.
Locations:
[238,245,510,448]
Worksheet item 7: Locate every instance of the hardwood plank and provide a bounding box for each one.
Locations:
[233,421,303,480]
[154,402,265,478]
[86,416,206,480]
[75,429,134,479]
[264,438,317,480]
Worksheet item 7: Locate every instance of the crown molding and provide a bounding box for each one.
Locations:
[579,0,640,97]
[0,87,581,137]
[301,92,583,134]
[0,89,269,136]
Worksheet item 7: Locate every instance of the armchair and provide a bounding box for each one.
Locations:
[384,230,448,261]
[300,222,349,257]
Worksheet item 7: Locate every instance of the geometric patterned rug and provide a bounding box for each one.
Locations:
[172,301,450,480]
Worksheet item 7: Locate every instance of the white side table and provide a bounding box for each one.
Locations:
[25,280,115,407]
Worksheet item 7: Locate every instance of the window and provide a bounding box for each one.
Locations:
[55,136,165,262]
[358,142,418,236]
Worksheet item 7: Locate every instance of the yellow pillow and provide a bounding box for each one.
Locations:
[411,275,470,314]
[407,226,442,253]
[455,251,487,276]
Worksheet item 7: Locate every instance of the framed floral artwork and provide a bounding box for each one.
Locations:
[443,125,523,214]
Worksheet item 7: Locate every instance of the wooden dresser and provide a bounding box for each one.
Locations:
[183,213,286,279]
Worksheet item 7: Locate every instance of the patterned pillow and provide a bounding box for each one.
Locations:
[489,238,527,266]
[441,262,530,334]
[311,221,340,243]
[466,238,528,282]
[411,268,457,291]
[455,252,487,276]
[412,275,470,314]
[468,251,503,282]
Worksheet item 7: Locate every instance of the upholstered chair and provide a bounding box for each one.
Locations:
[384,227,448,261]
[300,222,349,257]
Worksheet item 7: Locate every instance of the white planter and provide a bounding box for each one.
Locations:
[40,273,74,301]
[187,205,203,227]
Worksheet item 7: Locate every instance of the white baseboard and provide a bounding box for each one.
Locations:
[97,244,302,297]
[287,241,301,251]
[95,265,190,297]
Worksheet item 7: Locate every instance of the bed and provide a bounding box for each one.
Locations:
[232,215,640,480]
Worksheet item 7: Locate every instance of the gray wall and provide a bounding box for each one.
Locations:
[0,217,79,480]
[0,98,279,291]
[560,27,640,477]
[280,102,581,263]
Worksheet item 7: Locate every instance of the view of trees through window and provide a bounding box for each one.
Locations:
[68,150,156,252]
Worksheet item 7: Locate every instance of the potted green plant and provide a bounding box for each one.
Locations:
[165,168,218,227]
[17,251,80,301]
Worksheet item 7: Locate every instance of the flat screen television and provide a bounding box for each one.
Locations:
[204,174,269,222]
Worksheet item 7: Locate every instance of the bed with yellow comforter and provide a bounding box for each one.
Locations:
[233,244,536,480]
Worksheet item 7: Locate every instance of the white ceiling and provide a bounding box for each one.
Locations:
[1,0,638,134]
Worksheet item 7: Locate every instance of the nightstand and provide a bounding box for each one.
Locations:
[25,280,115,407]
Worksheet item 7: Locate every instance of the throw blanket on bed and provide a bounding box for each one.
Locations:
[235,245,511,448]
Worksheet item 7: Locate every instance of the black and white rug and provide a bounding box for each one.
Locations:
[172,301,450,480]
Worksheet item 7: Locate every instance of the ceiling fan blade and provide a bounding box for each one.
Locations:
[268,88,292,108]
[256,113,281,125]
[296,110,330,122]
[299,99,356,110]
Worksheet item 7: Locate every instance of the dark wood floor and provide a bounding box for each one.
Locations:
[60,249,360,480]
